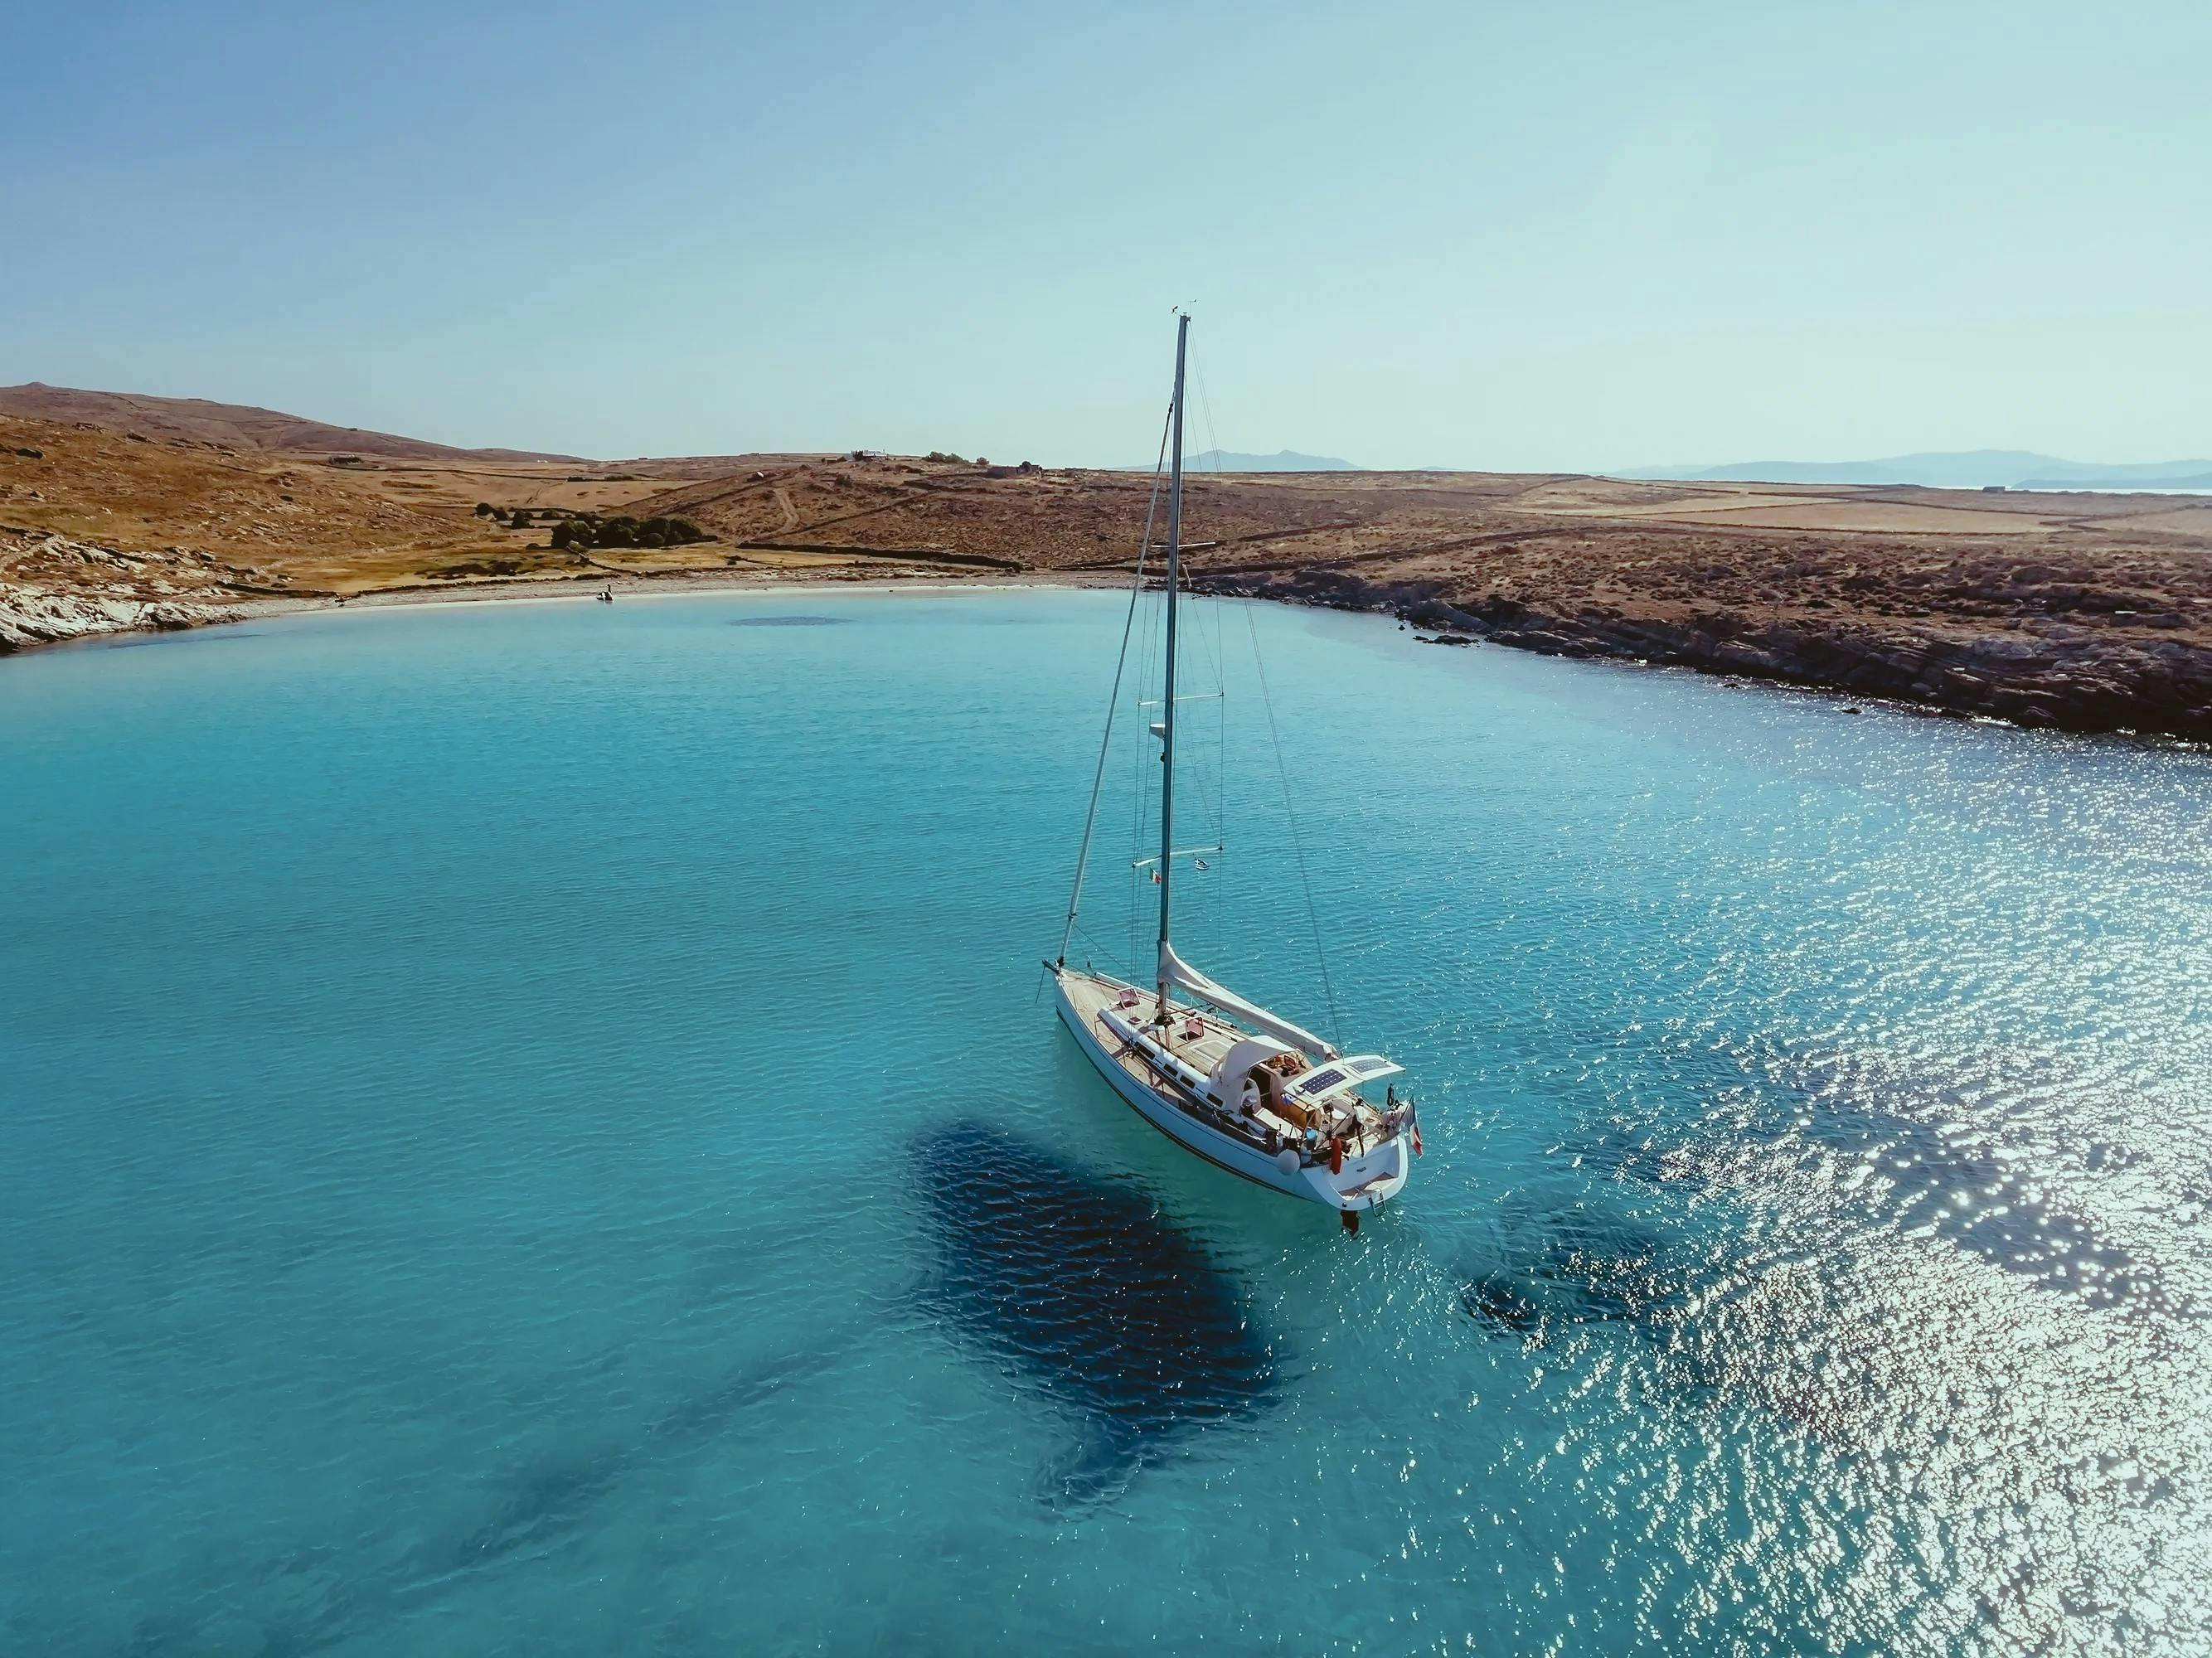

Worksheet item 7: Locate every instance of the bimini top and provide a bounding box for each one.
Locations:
[1206,1035,1298,1102]
[1283,1054,1403,1108]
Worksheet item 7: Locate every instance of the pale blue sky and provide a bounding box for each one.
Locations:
[7,2,2208,468]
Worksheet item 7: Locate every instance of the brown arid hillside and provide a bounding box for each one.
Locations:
[3,400,2209,739]
[623,457,2212,735]
[0,383,581,463]
[0,411,751,593]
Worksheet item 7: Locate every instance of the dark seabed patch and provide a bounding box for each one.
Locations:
[206,1329,867,1656]
[1458,1214,1680,1345]
[100,631,265,648]
[1588,1042,2185,1320]
[1834,1108,2161,1309]
[1449,1193,1882,1447]
[1709,1095,2171,1318]
[725,615,848,628]
[909,1120,1278,1506]
[1479,1054,2199,1462]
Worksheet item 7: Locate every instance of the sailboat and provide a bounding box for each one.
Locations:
[1045,314,1419,1234]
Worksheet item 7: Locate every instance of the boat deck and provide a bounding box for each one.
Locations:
[1059,969,1385,1151]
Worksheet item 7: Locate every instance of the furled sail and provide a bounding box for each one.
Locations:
[1158,940,1336,1059]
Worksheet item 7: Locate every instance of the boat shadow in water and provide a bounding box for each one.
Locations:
[908,1120,1279,1508]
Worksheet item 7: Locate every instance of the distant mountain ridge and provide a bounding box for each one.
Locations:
[2016,468,2212,492]
[1617,450,2212,491]
[0,382,583,463]
[1127,448,1361,473]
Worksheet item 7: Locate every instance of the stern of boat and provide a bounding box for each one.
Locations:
[1306,1134,1409,1213]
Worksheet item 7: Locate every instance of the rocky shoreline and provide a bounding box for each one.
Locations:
[1199,566,2212,742]
[8,406,2207,739]
[0,586,237,652]
[7,521,2207,745]
[0,532,244,653]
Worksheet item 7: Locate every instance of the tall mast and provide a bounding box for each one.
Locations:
[1157,313,1188,1010]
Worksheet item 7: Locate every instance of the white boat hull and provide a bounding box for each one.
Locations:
[1054,971,1408,1214]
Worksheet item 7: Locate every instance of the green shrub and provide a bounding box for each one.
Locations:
[536,511,707,552]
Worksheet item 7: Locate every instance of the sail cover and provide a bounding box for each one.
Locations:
[1158,941,1335,1059]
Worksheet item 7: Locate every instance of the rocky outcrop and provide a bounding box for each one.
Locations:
[1199,567,2212,742]
[0,531,242,653]
[0,586,235,652]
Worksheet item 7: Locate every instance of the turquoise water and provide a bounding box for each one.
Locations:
[3,589,2209,1656]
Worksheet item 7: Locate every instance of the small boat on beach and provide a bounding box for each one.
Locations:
[1045,314,1419,1233]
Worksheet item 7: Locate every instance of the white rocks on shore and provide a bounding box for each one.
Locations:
[0,584,235,652]
[0,532,241,653]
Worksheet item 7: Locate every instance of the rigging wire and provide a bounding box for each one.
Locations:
[1129,398,1175,977]
[1056,400,1171,967]
[1130,498,1159,975]
[1162,506,1227,962]
[1188,341,1230,965]
[1244,601,1343,1047]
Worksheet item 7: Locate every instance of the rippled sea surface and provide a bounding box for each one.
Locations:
[4,589,2208,1656]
